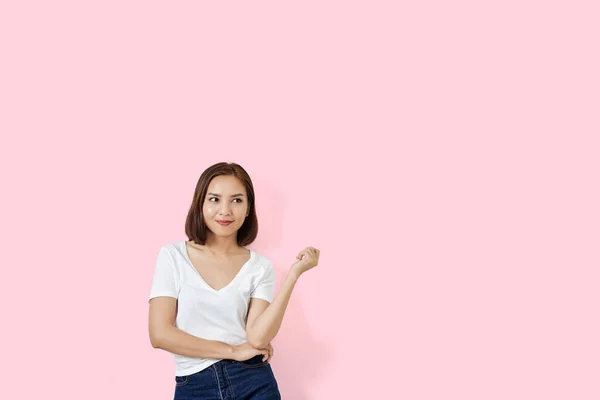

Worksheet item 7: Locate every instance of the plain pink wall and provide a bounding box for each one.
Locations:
[1,1,599,399]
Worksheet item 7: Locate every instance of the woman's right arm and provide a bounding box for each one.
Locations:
[149,296,235,359]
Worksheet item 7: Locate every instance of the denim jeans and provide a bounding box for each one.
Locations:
[174,355,281,400]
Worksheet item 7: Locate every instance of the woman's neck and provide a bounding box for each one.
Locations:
[197,234,241,256]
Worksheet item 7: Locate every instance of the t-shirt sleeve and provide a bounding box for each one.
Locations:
[250,260,276,303]
[148,246,180,301]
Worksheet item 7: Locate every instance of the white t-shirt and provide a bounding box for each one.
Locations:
[148,240,276,376]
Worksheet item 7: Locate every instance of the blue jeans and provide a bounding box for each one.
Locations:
[174,355,281,400]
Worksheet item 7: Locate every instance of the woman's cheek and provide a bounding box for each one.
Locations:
[204,205,216,215]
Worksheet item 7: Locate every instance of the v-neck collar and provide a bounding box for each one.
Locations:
[181,241,256,294]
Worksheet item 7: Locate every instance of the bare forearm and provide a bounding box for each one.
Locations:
[247,271,300,348]
[152,325,235,359]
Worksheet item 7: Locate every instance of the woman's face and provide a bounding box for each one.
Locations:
[202,175,249,238]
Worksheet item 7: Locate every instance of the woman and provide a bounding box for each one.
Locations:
[148,161,320,399]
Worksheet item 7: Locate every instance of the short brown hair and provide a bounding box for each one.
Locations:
[185,162,258,247]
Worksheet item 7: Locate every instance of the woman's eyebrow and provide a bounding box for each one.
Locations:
[207,193,245,197]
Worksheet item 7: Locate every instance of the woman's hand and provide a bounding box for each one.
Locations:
[290,246,320,277]
[262,343,274,363]
[232,342,269,362]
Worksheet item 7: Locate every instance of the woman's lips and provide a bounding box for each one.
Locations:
[216,220,232,226]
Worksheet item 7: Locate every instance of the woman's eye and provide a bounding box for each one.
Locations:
[208,197,242,203]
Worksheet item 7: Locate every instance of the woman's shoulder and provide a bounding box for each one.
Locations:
[159,240,185,250]
[247,247,268,262]
[247,249,275,275]
[157,240,188,262]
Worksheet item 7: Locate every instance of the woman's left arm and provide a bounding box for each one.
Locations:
[246,270,300,349]
[246,247,320,349]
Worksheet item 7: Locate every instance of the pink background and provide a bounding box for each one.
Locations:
[1,1,599,399]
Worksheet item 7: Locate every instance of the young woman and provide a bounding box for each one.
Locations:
[148,162,320,400]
